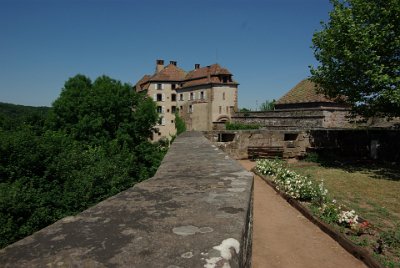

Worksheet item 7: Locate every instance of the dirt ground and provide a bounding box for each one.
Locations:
[238,160,368,268]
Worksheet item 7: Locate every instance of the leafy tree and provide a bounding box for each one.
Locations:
[239,107,252,112]
[48,75,158,145]
[175,110,186,135]
[0,75,166,248]
[310,0,400,118]
[259,99,275,111]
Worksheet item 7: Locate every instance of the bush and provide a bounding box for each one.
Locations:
[256,159,326,201]
[225,122,261,130]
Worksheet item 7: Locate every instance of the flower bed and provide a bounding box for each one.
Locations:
[255,159,384,268]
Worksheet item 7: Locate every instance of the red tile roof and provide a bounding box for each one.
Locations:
[135,62,238,90]
[135,75,151,92]
[185,64,231,80]
[276,79,338,104]
[149,63,187,82]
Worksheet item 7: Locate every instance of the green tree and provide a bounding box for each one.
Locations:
[310,0,400,118]
[0,74,165,248]
[174,110,186,135]
[259,99,275,111]
[48,75,158,145]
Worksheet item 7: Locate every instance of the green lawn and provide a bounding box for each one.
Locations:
[287,161,400,230]
[287,161,400,267]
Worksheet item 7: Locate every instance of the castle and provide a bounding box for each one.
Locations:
[135,60,239,141]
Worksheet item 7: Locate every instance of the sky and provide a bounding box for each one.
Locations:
[0,0,332,110]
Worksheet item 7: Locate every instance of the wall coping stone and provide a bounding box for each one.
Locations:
[0,131,253,268]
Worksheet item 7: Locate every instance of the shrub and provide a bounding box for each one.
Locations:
[225,122,261,130]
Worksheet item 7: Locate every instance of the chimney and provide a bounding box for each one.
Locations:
[195,64,200,69]
[156,59,164,73]
[170,61,177,66]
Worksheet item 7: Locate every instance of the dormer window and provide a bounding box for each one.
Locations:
[223,77,228,83]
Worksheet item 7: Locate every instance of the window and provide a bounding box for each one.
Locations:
[161,118,166,126]
[179,94,184,101]
[226,106,229,113]
[171,94,176,101]
[190,92,194,100]
[200,91,204,99]
[157,106,162,113]
[156,83,163,90]
[223,76,228,83]
[157,94,162,102]
[171,106,176,113]
[172,84,176,90]
[219,106,222,114]
[284,133,298,141]
[189,105,193,113]
[222,92,226,100]
[171,120,174,123]
[180,106,183,111]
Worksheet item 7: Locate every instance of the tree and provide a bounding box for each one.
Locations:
[310,0,400,118]
[48,75,158,145]
[259,99,275,111]
[1,74,165,248]
[174,110,186,135]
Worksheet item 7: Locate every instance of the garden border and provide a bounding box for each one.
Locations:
[252,168,384,268]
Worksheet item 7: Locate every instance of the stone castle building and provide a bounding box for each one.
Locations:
[135,60,238,140]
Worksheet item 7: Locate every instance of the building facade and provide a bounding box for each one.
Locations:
[135,60,238,140]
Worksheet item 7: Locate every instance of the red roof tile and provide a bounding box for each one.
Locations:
[149,64,187,82]
[134,62,238,89]
[185,64,231,80]
[276,79,338,104]
[135,75,151,92]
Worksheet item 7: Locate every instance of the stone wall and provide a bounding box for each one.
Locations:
[204,130,311,159]
[0,132,253,268]
[232,108,354,129]
[204,129,400,162]
[309,129,400,162]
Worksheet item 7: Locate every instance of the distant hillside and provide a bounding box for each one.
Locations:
[0,102,50,118]
[0,102,50,130]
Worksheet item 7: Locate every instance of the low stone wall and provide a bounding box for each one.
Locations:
[204,129,400,162]
[204,130,310,159]
[0,132,253,268]
[310,129,400,162]
[232,108,353,129]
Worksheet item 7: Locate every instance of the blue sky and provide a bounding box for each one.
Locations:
[0,0,332,109]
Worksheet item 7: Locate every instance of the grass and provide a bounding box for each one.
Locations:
[287,160,400,266]
[288,161,400,230]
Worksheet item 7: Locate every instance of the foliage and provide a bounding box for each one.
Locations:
[0,102,49,131]
[315,200,340,224]
[0,75,166,248]
[338,210,359,228]
[310,0,400,118]
[174,110,186,135]
[239,108,252,113]
[380,224,400,249]
[304,152,321,163]
[239,107,252,117]
[259,99,275,111]
[255,159,367,227]
[225,122,261,130]
[47,75,158,145]
[256,159,326,201]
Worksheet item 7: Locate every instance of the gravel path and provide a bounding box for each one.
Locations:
[238,160,367,268]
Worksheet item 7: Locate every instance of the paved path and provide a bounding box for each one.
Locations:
[238,160,367,268]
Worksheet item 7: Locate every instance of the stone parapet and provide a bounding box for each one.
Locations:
[233,108,354,129]
[0,132,253,268]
